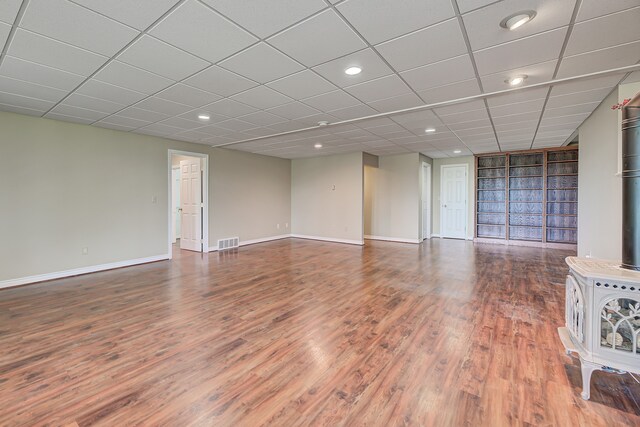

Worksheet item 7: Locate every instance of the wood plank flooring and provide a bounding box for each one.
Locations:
[0,238,638,426]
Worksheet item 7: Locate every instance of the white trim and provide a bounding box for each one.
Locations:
[365,235,421,244]
[168,150,209,258]
[208,234,291,251]
[290,234,364,245]
[439,163,468,240]
[421,161,432,241]
[0,255,169,289]
[431,233,441,238]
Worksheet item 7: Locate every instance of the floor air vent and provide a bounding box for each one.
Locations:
[217,237,239,251]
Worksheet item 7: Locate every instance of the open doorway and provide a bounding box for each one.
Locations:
[168,150,209,258]
[421,161,431,240]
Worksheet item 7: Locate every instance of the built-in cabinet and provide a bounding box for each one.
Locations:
[475,147,578,249]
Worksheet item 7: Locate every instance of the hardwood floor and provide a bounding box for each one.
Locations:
[0,238,638,426]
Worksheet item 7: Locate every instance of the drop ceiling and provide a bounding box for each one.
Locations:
[0,0,638,158]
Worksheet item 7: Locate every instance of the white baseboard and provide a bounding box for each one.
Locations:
[431,234,441,238]
[209,234,291,252]
[365,235,421,244]
[0,254,169,290]
[290,234,364,246]
[429,234,474,241]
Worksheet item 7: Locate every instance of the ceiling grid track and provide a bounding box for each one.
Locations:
[528,0,582,150]
[0,0,30,68]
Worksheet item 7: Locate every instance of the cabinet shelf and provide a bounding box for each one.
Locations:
[475,148,579,245]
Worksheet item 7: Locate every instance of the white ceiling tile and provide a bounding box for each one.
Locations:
[197,98,256,118]
[219,42,303,84]
[490,98,545,118]
[0,56,85,91]
[454,126,494,137]
[344,74,412,103]
[417,79,481,104]
[550,74,622,96]
[216,118,255,132]
[231,85,292,109]
[48,104,108,121]
[8,29,108,76]
[302,90,361,112]
[159,116,205,129]
[491,111,540,125]
[480,60,556,92]
[238,111,288,126]
[546,87,612,109]
[94,61,174,94]
[463,0,574,51]
[494,120,539,132]
[556,41,640,78]
[117,35,210,81]
[623,71,640,84]
[21,0,138,56]
[434,99,485,115]
[267,70,336,99]
[375,18,467,71]
[0,0,20,24]
[63,93,125,114]
[71,0,180,30]
[290,112,337,126]
[368,92,423,113]
[99,114,151,128]
[327,103,377,119]
[401,55,476,91]
[473,28,566,75]
[136,122,182,136]
[439,107,490,124]
[0,75,67,102]
[117,106,170,122]
[577,0,640,22]
[312,48,393,88]
[134,96,192,115]
[457,0,496,13]
[93,121,136,132]
[544,102,600,118]
[267,101,320,120]
[194,124,233,137]
[447,118,492,131]
[45,112,95,125]
[337,0,454,45]
[184,66,257,97]
[201,0,326,38]
[565,8,640,56]
[150,0,257,63]
[486,87,548,107]
[268,9,366,67]
[0,103,47,116]
[0,21,11,47]
[155,83,221,107]
[0,91,55,111]
[539,113,588,127]
[77,79,147,104]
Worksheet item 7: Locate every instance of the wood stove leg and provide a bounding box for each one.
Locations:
[580,360,599,400]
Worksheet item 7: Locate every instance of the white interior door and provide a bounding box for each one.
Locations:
[441,165,467,239]
[422,163,431,240]
[171,167,181,243]
[180,158,202,252]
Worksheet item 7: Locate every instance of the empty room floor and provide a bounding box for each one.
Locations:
[0,239,638,426]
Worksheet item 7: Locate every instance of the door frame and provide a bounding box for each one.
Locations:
[440,163,468,239]
[168,149,209,258]
[421,161,431,240]
[171,165,181,243]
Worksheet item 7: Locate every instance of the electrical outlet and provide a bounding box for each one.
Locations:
[285,223,289,229]
[277,223,280,229]
[151,195,157,204]
[82,247,89,255]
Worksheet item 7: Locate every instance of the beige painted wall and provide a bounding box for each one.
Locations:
[432,156,475,240]
[291,152,363,243]
[0,111,291,282]
[577,83,640,259]
[364,153,422,242]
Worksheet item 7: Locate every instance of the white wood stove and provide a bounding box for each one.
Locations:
[559,257,640,400]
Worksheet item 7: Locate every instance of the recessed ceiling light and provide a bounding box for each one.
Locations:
[453,149,462,154]
[505,75,528,86]
[425,127,436,133]
[500,11,536,31]
[314,143,323,149]
[344,66,362,76]
[197,114,210,121]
